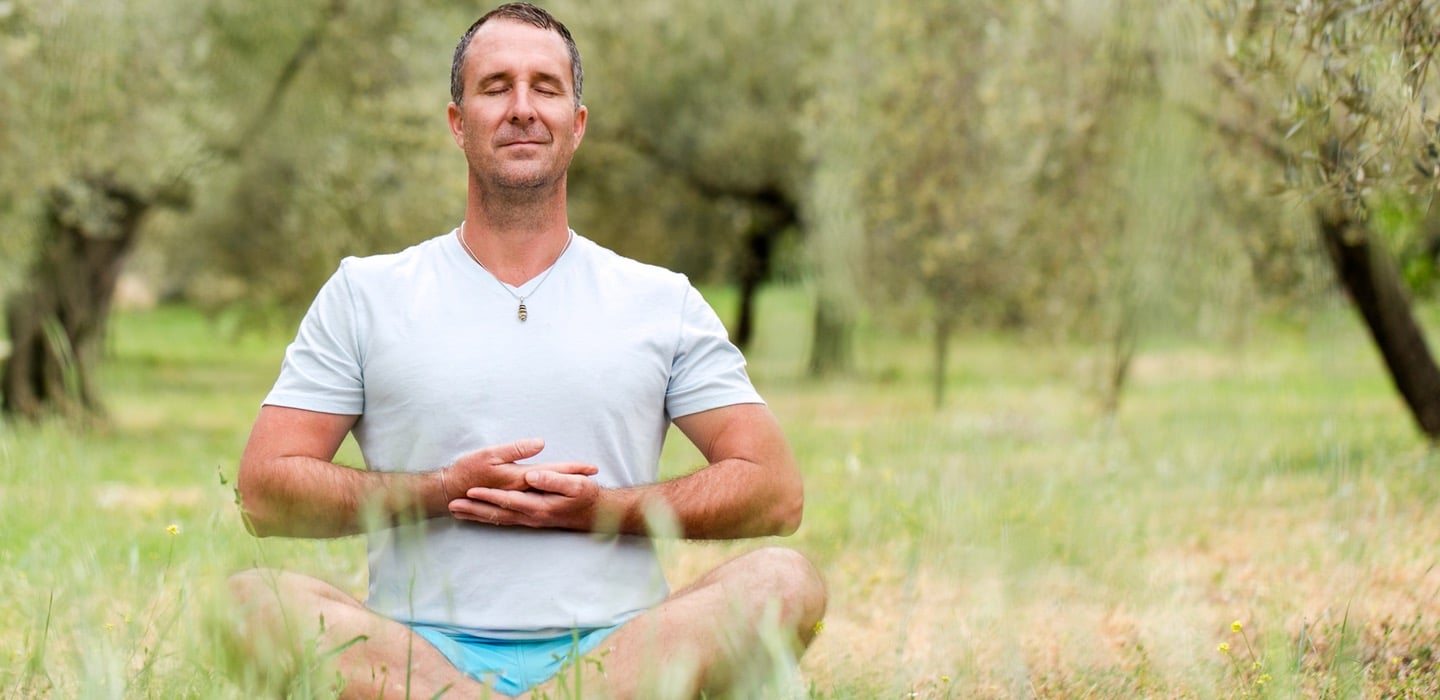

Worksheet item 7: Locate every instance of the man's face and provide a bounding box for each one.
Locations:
[447,19,587,194]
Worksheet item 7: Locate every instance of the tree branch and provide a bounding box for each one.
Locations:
[216,0,349,159]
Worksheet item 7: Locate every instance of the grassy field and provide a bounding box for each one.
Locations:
[2,288,1440,698]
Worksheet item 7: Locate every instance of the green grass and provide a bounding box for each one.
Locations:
[3,292,1440,697]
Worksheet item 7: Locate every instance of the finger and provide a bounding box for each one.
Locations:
[528,462,599,477]
[525,470,587,497]
[465,487,538,510]
[448,499,509,524]
[480,438,545,465]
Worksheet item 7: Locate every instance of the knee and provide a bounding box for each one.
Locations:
[227,568,270,608]
[221,568,364,657]
[738,547,828,631]
[228,567,310,611]
[229,568,362,617]
[227,568,267,592]
[216,570,307,691]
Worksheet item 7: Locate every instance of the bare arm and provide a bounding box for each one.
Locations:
[449,403,804,539]
[624,402,803,538]
[238,405,437,538]
[237,405,597,538]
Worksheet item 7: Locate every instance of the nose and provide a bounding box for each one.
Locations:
[509,87,537,124]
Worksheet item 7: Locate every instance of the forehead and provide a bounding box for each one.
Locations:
[463,19,572,84]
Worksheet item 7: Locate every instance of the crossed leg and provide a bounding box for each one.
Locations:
[533,546,828,698]
[226,546,827,699]
[225,567,488,698]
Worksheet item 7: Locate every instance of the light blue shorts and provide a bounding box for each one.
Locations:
[410,623,621,697]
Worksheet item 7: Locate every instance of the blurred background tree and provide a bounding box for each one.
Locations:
[1203,0,1440,439]
[177,0,453,312]
[808,0,1241,407]
[1,0,209,418]
[0,0,442,418]
[561,0,815,351]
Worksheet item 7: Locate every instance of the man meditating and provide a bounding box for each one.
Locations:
[226,3,826,697]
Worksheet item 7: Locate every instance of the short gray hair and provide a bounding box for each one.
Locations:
[449,3,584,107]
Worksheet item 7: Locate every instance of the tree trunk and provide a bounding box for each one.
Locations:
[730,190,796,350]
[1317,204,1440,440]
[808,295,853,378]
[732,226,776,349]
[932,313,953,408]
[1100,308,1137,417]
[734,273,760,350]
[2,175,154,420]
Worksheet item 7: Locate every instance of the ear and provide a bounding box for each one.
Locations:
[572,104,588,146]
[447,101,465,148]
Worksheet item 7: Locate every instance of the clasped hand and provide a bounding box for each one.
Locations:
[444,438,602,531]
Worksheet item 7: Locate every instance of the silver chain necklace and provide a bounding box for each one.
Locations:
[456,222,574,322]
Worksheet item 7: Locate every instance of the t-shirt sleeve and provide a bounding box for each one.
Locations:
[665,284,764,419]
[263,261,366,415]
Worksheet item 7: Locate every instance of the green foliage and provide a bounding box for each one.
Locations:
[801,0,1256,406]
[0,0,205,292]
[178,0,461,309]
[0,0,464,311]
[1205,0,1440,274]
[0,0,206,183]
[573,0,811,196]
[562,0,816,280]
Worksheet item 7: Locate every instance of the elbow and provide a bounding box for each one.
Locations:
[769,483,804,537]
[234,468,278,538]
[773,506,802,537]
[239,508,278,538]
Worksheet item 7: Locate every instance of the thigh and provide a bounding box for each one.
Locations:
[226,568,487,699]
[544,547,826,699]
[228,568,370,634]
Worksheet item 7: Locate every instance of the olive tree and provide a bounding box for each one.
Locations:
[1205,0,1440,439]
[0,0,363,419]
[560,0,815,350]
[0,0,206,418]
[806,0,1226,407]
[179,0,453,313]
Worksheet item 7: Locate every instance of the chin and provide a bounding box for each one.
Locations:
[490,173,558,192]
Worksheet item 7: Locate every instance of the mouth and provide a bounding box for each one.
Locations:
[496,134,550,148]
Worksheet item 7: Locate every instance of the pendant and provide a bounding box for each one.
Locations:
[517,301,528,322]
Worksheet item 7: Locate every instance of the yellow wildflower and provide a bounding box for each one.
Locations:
[1218,642,1230,655]
[1231,620,1243,632]
[166,524,179,536]
[813,620,825,635]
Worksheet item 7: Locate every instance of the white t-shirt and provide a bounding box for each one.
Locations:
[264,230,764,638]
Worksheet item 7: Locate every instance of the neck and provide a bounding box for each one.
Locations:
[458,215,572,286]
[460,169,574,283]
[469,167,570,231]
